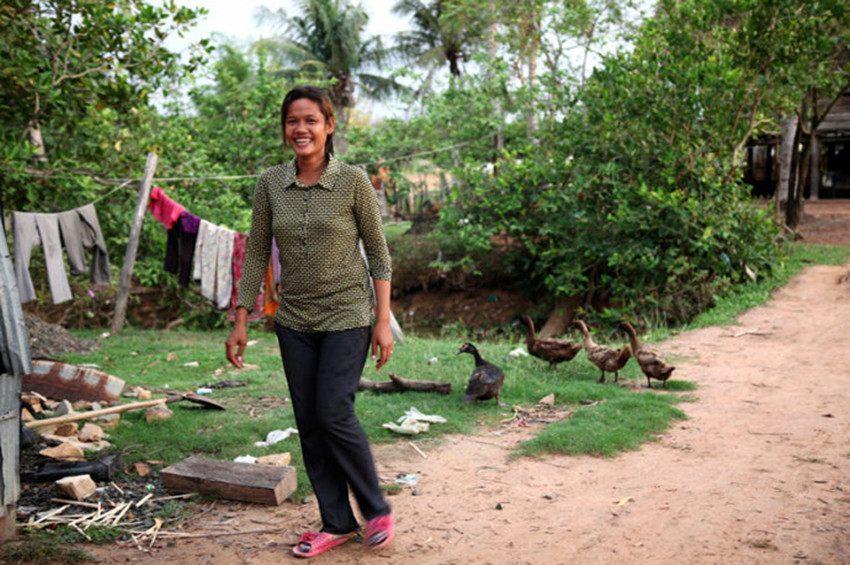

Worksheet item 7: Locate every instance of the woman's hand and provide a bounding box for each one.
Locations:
[225,324,248,368]
[371,318,394,371]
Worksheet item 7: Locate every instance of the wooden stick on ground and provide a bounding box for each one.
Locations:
[358,373,452,394]
[26,399,166,429]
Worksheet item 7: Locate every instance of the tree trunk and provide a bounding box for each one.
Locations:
[785,125,805,229]
[487,1,503,164]
[810,135,820,200]
[775,116,797,222]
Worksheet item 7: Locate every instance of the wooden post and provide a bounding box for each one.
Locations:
[111,153,158,334]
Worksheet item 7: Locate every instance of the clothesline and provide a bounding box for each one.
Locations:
[1,140,475,188]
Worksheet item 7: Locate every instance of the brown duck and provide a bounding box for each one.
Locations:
[621,322,675,388]
[458,342,505,403]
[521,315,582,368]
[574,319,631,383]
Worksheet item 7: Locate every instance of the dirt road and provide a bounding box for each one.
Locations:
[88,258,850,564]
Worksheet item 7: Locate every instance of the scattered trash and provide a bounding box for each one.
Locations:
[383,406,446,435]
[383,418,430,435]
[183,361,200,367]
[538,393,555,406]
[78,363,100,368]
[398,406,446,424]
[394,473,419,487]
[247,339,259,347]
[99,332,110,339]
[233,455,257,464]
[254,427,299,447]
[615,496,634,506]
[427,356,438,365]
[507,347,529,359]
[195,387,213,395]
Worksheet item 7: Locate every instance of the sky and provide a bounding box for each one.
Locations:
[162,0,413,118]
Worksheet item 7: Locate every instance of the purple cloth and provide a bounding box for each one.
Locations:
[181,212,201,234]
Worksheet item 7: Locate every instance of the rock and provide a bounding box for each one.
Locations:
[123,389,138,398]
[53,400,75,417]
[78,423,104,443]
[42,434,112,453]
[72,400,91,411]
[133,462,151,477]
[40,443,85,461]
[495,502,503,510]
[166,352,177,362]
[20,408,34,422]
[20,393,43,413]
[54,422,79,437]
[95,413,121,430]
[145,404,173,423]
[257,453,292,467]
[539,394,555,406]
[135,387,152,400]
[56,474,97,501]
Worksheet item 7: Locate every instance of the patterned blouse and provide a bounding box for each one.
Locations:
[236,156,392,331]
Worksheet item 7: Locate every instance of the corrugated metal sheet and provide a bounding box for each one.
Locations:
[0,224,27,515]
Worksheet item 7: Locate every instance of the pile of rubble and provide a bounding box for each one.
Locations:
[25,312,99,360]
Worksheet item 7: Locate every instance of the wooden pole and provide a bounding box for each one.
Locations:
[26,398,166,429]
[111,153,158,334]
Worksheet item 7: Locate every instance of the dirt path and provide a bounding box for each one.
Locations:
[89,205,850,563]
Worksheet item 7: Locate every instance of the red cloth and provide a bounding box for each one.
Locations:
[228,232,264,322]
[147,186,185,229]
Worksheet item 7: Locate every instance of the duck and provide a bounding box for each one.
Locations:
[520,315,582,368]
[457,342,505,403]
[621,321,675,388]
[573,319,632,383]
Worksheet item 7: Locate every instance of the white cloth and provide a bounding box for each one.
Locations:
[192,219,235,309]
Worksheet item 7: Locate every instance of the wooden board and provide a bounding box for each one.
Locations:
[160,456,297,506]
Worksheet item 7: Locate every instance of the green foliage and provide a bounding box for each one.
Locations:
[2,528,93,564]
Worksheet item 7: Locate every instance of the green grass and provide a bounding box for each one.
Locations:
[51,241,846,495]
[2,528,94,564]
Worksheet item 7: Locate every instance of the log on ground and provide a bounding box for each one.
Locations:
[358,373,452,394]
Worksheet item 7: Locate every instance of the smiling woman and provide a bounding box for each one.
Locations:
[224,85,396,558]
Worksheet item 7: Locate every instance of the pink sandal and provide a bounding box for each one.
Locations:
[365,514,395,550]
[291,531,354,558]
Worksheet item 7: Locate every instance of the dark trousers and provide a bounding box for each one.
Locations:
[274,323,390,534]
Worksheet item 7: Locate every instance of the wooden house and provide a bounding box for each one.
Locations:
[744,88,850,199]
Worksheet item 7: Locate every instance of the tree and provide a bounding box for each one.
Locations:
[0,0,206,163]
[391,0,486,82]
[255,0,403,125]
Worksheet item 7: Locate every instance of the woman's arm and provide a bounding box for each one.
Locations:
[226,175,271,368]
[371,279,392,370]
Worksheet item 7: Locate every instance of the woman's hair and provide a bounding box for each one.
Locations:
[280,86,336,160]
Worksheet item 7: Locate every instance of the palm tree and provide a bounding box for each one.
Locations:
[255,0,402,124]
[392,0,485,80]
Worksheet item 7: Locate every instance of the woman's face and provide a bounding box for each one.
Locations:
[284,98,334,161]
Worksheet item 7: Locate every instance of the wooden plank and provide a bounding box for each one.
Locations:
[160,456,296,506]
[111,152,158,334]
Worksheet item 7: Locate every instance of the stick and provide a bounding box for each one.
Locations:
[26,398,166,428]
[112,502,132,526]
[32,505,69,526]
[151,492,197,502]
[135,493,153,508]
[408,441,427,459]
[70,523,92,541]
[50,498,100,509]
[144,526,290,539]
[111,152,158,334]
[111,481,125,496]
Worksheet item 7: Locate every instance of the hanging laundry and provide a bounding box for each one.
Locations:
[228,232,264,322]
[192,219,235,309]
[57,203,110,285]
[164,211,200,287]
[147,186,185,229]
[13,212,73,304]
